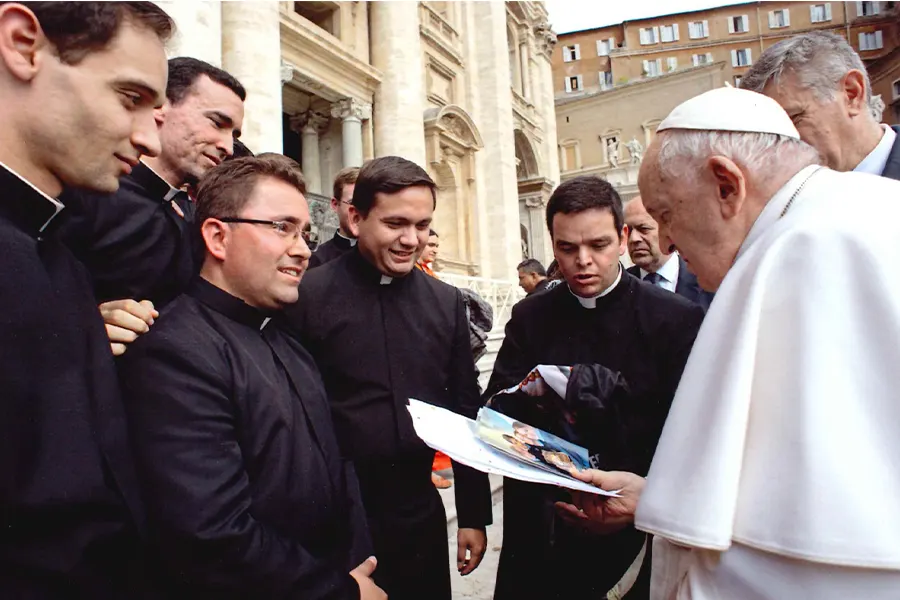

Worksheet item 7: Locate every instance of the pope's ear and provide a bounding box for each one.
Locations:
[201,218,229,261]
[708,156,745,219]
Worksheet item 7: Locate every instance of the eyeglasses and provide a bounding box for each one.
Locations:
[218,217,318,246]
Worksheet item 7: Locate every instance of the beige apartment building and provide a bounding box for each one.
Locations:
[553,1,900,200]
[154,1,560,284]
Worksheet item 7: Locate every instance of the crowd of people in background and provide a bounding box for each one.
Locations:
[3,2,900,600]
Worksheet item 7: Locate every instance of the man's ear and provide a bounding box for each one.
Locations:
[153,103,169,129]
[841,69,868,118]
[0,4,45,83]
[618,224,629,256]
[708,156,746,220]
[201,219,229,261]
[348,204,363,238]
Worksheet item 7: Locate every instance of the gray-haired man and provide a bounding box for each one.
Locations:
[740,31,899,180]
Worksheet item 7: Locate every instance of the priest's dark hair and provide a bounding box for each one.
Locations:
[195,153,307,230]
[545,175,624,236]
[10,2,174,64]
[352,156,437,217]
[166,57,247,106]
[517,258,546,277]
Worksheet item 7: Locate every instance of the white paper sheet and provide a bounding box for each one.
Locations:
[407,399,617,496]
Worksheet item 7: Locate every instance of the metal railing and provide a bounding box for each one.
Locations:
[436,273,524,332]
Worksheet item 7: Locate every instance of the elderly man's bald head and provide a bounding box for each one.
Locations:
[637,129,818,291]
[624,196,672,273]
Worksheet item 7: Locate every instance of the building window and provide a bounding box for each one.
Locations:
[731,48,752,67]
[564,74,584,93]
[293,1,340,37]
[643,58,662,77]
[596,37,615,56]
[768,9,790,28]
[728,14,749,34]
[560,141,580,171]
[602,135,620,166]
[689,20,710,39]
[810,3,832,22]
[858,1,881,16]
[640,27,660,45]
[660,24,680,43]
[734,75,743,87]
[563,44,581,62]
[859,30,884,51]
[599,70,614,90]
[667,57,678,72]
[692,52,714,66]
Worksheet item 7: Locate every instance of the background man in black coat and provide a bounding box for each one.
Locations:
[60,57,246,354]
[286,156,492,600]
[118,154,384,600]
[517,258,549,296]
[486,177,705,600]
[0,3,172,597]
[624,196,713,310]
[308,166,359,269]
[742,31,900,181]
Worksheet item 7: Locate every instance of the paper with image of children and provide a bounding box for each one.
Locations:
[407,364,619,496]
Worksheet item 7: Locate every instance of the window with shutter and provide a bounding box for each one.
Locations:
[597,39,610,56]
[667,57,678,71]
[706,52,714,63]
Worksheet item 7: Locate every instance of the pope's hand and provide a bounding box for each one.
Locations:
[555,469,645,535]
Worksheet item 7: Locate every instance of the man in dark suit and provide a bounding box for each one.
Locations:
[517,258,549,296]
[741,31,900,182]
[624,196,713,310]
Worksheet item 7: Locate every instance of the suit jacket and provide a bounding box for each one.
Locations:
[627,256,714,310]
[882,125,900,182]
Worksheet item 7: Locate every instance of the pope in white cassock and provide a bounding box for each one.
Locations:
[570,86,900,599]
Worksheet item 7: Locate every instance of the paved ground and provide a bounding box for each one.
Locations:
[438,472,503,600]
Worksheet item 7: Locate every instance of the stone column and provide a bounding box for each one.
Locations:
[369,2,427,165]
[471,1,520,280]
[221,1,283,152]
[154,0,222,65]
[534,19,561,185]
[518,26,533,100]
[290,112,328,195]
[331,99,371,168]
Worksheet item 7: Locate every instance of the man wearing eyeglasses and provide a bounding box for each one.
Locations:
[116,154,384,600]
[308,166,360,269]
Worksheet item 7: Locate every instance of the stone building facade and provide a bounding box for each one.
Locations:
[553,1,900,98]
[155,1,560,280]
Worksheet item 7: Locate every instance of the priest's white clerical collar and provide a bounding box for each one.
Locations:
[141,160,182,199]
[737,164,823,261]
[260,317,271,330]
[0,159,64,232]
[337,230,358,246]
[380,274,393,285]
[568,266,622,309]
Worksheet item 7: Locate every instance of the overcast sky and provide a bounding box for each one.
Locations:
[545,0,736,34]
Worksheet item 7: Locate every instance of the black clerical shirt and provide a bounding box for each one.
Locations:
[308,230,356,270]
[58,161,196,307]
[0,163,145,598]
[117,279,369,599]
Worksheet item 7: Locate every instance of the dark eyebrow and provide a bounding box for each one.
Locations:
[207,110,241,137]
[117,79,164,108]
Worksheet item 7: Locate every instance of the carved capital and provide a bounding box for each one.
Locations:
[289,111,329,135]
[331,98,372,121]
[533,20,557,58]
[524,195,545,209]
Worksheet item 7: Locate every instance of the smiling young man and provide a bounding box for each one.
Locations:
[117,155,384,600]
[286,156,492,600]
[485,176,705,600]
[60,57,246,357]
[0,2,172,597]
